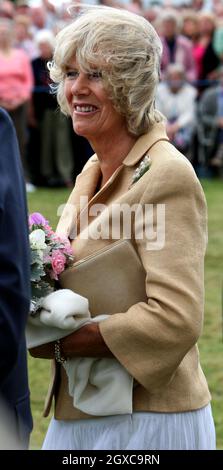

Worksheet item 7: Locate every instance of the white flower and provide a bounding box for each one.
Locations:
[29,229,47,250]
[130,155,152,187]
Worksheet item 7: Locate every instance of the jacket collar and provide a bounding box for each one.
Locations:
[123,122,168,167]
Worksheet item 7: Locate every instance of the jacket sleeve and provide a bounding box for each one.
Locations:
[99,157,207,392]
[0,108,30,385]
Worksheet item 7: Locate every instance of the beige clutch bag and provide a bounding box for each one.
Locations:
[59,239,147,316]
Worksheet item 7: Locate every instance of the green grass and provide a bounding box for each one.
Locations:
[198,180,223,449]
[27,182,223,449]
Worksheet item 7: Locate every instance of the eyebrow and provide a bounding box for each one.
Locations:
[64,65,77,72]
[63,64,103,75]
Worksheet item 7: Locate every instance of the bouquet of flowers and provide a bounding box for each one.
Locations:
[29,212,74,314]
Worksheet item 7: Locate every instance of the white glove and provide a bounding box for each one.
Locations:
[40,289,90,330]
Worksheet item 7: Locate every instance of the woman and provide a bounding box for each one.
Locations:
[30,29,74,187]
[194,13,220,94]
[0,17,33,187]
[156,63,197,155]
[159,10,196,82]
[30,6,216,450]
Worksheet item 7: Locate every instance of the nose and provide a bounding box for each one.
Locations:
[70,72,90,96]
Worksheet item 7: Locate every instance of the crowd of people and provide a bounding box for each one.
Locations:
[0,0,223,192]
[0,2,217,451]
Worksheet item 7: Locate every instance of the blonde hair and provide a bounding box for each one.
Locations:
[49,6,163,136]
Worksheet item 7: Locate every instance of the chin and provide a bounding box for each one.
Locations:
[73,125,86,137]
[73,124,93,141]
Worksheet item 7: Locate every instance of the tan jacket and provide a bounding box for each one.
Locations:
[44,122,211,419]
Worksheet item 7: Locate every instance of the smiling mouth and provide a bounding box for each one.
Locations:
[74,105,98,113]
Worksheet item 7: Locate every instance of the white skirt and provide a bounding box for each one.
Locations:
[42,404,216,450]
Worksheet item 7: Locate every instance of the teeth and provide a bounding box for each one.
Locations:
[75,105,97,112]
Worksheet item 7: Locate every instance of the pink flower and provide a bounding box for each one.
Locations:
[44,225,54,236]
[29,212,48,227]
[51,250,66,279]
[63,246,73,256]
[57,236,73,256]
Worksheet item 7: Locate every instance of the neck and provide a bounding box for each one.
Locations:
[88,127,137,186]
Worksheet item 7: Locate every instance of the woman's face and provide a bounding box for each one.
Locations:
[183,18,198,39]
[64,57,126,143]
[162,19,177,39]
[198,17,215,36]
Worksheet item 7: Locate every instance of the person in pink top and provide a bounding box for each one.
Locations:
[160,10,197,83]
[0,17,34,186]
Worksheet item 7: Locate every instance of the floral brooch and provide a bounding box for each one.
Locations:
[129,155,152,188]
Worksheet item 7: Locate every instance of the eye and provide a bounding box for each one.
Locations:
[88,71,102,80]
[65,70,79,79]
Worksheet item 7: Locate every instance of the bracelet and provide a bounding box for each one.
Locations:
[54,339,67,364]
